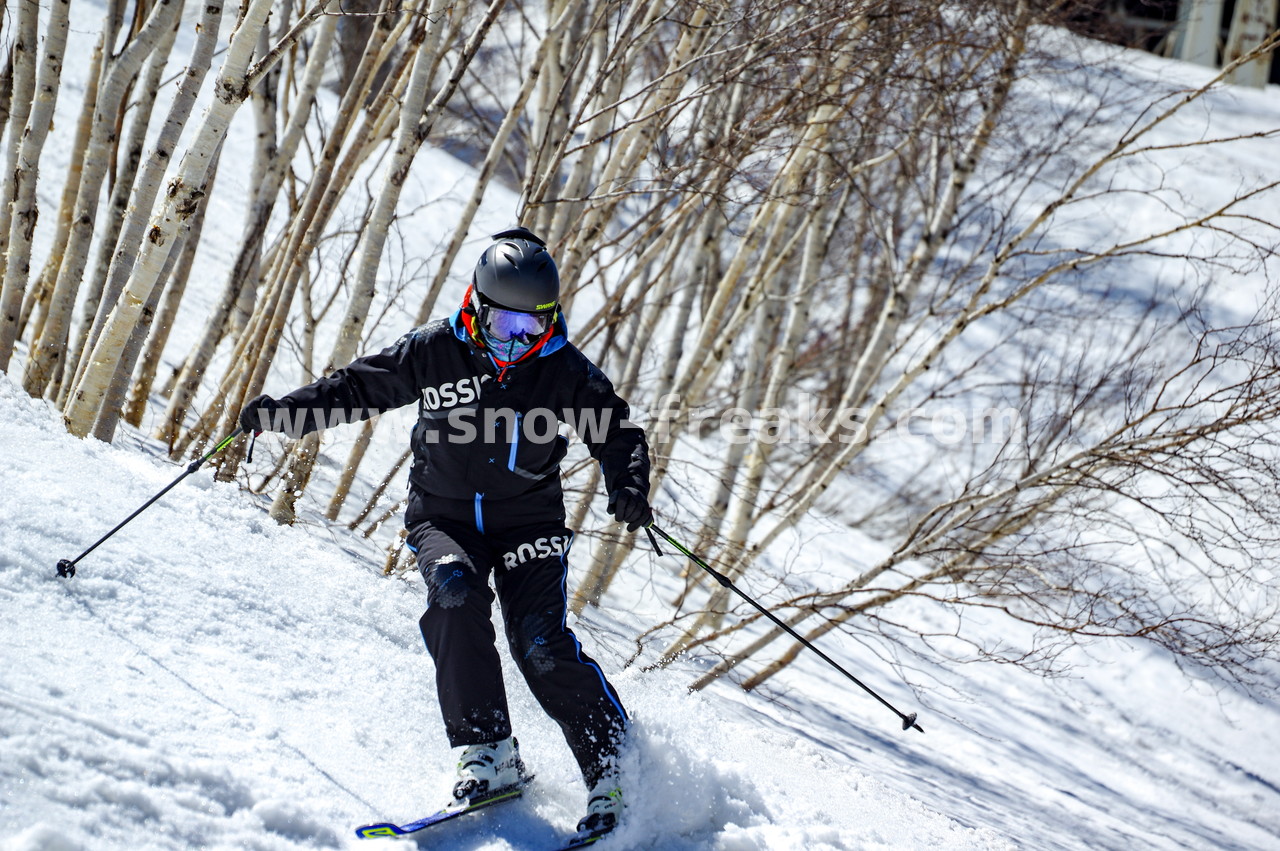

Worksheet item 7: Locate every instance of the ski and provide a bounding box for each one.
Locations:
[553,824,616,850]
[353,787,523,839]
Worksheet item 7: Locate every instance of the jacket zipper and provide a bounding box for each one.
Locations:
[507,412,523,472]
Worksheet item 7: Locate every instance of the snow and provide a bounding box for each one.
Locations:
[3,6,1280,851]
[3,361,1280,851]
[0,375,1008,850]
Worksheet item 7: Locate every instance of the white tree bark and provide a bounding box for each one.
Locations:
[24,0,182,398]
[73,0,223,422]
[62,11,183,404]
[0,0,11,140]
[123,183,209,429]
[414,1,577,326]
[1224,0,1278,86]
[325,4,449,375]
[530,8,639,243]
[0,0,63,371]
[662,193,834,656]
[326,418,378,521]
[720,5,1032,581]
[63,0,277,437]
[557,1,712,303]
[96,141,222,441]
[157,7,336,447]
[719,6,1280,619]
[268,0,452,524]
[193,0,408,472]
[1178,0,1226,67]
[0,0,40,279]
[10,31,106,366]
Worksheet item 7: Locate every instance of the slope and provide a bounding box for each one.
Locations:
[0,374,1007,850]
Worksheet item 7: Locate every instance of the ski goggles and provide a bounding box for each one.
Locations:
[476,298,555,343]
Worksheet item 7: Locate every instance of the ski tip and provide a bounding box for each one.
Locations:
[557,826,617,850]
[353,787,526,840]
[355,823,409,839]
[555,829,609,849]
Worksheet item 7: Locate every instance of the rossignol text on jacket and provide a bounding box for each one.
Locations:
[270,311,649,529]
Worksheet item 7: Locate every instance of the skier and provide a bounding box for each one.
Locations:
[239,227,651,834]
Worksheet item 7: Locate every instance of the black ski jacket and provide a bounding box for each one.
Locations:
[274,311,650,530]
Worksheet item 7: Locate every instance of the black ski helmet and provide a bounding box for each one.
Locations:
[473,227,559,313]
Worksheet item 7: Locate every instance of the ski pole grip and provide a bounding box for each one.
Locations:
[645,525,664,556]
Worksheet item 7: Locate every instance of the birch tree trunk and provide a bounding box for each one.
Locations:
[0,3,12,141]
[193,0,414,454]
[662,192,834,657]
[1223,0,1278,86]
[99,0,343,448]
[670,1,1280,691]
[0,0,39,284]
[268,0,450,524]
[195,0,408,474]
[0,0,61,371]
[225,10,284,343]
[24,0,181,398]
[556,2,715,304]
[101,142,221,439]
[62,12,182,403]
[530,11,633,244]
[415,2,576,331]
[122,180,210,428]
[62,0,278,437]
[9,30,106,362]
[78,0,225,430]
[1178,0,1226,67]
[326,418,377,520]
[567,204,730,613]
[348,447,411,531]
[671,11,1029,633]
[156,7,336,448]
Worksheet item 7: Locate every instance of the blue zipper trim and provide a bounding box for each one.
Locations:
[474,493,485,533]
[556,532,628,721]
[508,413,523,471]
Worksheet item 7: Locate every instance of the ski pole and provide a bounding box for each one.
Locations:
[645,523,924,734]
[56,429,245,579]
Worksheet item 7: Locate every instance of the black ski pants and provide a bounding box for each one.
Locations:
[408,517,627,787]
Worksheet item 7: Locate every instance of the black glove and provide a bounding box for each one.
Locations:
[607,486,652,532]
[239,394,283,434]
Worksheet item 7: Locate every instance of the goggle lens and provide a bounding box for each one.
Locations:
[483,305,552,342]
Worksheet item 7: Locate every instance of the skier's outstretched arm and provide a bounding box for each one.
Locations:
[241,329,430,436]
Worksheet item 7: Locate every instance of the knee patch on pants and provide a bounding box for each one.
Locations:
[422,552,476,609]
[508,610,561,675]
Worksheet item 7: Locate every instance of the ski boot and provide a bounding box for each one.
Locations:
[452,736,529,802]
[576,775,623,833]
